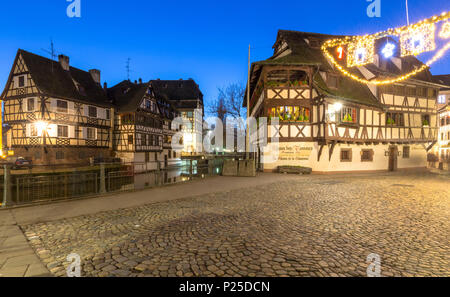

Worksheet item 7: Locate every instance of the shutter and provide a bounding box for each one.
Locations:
[69,126,75,138]
[82,127,87,139]
[50,99,57,112]
[25,124,31,137]
[68,102,75,114]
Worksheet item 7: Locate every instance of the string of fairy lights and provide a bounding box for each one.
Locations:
[321,11,450,85]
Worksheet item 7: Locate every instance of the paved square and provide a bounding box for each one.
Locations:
[21,173,449,277]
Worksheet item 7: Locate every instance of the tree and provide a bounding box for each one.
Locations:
[207,83,247,152]
[208,83,246,121]
[219,83,246,121]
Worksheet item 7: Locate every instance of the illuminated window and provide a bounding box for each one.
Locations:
[386,112,405,126]
[340,107,357,124]
[422,114,430,126]
[438,95,446,104]
[269,106,310,122]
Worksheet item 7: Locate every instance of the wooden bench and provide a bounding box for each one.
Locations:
[278,166,312,175]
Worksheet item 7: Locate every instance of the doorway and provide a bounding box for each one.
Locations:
[388,145,398,171]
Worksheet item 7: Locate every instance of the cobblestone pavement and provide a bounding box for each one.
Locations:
[21,173,449,277]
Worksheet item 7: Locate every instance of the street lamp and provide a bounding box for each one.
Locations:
[35,121,49,136]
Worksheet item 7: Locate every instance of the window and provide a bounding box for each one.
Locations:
[145,100,152,110]
[403,146,410,158]
[340,107,357,124]
[386,112,405,126]
[438,95,446,104]
[57,125,69,138]
[88,106,97,118]
[269,106,310,122]
[422,114,431,126]
[128,134,134,145]
[141,134,147,146]
[86,128,96,140]
[56,151,65,160]
[27,98,35,112]
[394,85,404,96]
[340,149,352,162]
[18,76,25,87]
[361,149,373,162]
[145,152,150,163]
[121,114,134,125]
[406,87,416,97]
[56,100,68,113]
[105,109,111,120]
[417,87,427,98]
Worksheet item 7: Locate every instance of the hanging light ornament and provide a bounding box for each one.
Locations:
[347,36,375,67]
[321,11,450,85]
[440,21,450,39]
[400,23,436,56]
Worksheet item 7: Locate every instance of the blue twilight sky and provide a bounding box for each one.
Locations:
[0,0,449,110]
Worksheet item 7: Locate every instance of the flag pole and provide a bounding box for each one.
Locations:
[406,0,410,25]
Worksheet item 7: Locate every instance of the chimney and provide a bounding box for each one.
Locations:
[58,55,70,71]
[89,69,101,84]
[103,82,108,90]
[138,78,142,84]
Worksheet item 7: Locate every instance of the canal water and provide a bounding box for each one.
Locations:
[10,159,224,206]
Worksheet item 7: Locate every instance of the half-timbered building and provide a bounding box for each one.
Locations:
[107,80,179,170]
[151,79,204,155]
[433,75,450,160]
[1,49,114,165]
[245,30,443,173]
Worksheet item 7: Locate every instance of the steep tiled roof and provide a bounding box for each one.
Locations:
[107,80,148,112]
[11,49,112,107]
[150,79,203,110]
[433,75,450,90]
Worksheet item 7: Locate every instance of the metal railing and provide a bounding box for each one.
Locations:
[0,158,226,208]
[14,172,99,204]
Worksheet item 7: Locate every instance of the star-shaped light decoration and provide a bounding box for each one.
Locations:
[440,22,450,39]
[381,42,396,58]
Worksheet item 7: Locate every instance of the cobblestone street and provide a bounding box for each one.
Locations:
[21,173,450,277]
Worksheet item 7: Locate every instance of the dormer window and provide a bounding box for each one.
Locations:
[308,38,321,49]
[327,74,339,89]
